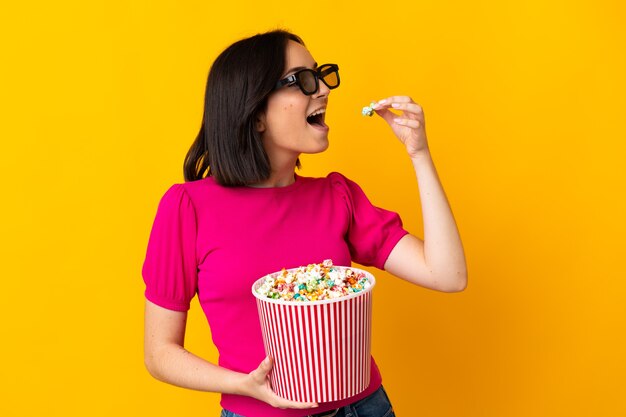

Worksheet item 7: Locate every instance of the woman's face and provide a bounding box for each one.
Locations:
[257,40,332,165]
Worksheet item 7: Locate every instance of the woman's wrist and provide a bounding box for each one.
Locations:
[410,148,432,165]
[225,369,252,396]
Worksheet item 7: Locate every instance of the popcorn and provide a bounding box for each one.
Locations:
[361,101,377,117]
[255,260,371,302]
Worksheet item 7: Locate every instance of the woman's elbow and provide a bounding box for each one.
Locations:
[437,272,468,293]
[449,279,467,293]
[144,356,157,378]
[144,349,164,381]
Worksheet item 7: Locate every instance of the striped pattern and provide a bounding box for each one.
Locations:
[255,280,373,402]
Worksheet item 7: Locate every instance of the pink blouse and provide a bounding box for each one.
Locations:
[142,172,408,417]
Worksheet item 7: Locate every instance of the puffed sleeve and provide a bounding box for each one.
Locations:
[329,172,409,269]
[141,184,198,311]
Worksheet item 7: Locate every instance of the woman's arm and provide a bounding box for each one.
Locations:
[373,97,467,292]
[384,150,467,292]
[143,299,317,409]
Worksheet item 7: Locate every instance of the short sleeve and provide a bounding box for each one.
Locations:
[329,172,409,269]
[141,184,198,311]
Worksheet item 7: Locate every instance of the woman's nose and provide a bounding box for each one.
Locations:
[314,79,331,98]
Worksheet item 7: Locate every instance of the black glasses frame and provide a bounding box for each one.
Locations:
[274,63,340,96]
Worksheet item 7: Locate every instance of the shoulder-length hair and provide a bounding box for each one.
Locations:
[183,29,305,186]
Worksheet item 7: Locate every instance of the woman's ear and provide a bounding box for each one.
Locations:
[255,112,266,133]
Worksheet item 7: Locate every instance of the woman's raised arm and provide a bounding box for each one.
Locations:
[373,97,467,292]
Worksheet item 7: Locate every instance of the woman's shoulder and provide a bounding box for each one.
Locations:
[152,177,219,212]
[324,171,362,191]
[174,176,221,197]
[295,172,367,204]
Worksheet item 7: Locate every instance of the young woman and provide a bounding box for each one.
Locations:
[142,29,467,417]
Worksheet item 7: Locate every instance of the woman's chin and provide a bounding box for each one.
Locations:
[306,138,330,154]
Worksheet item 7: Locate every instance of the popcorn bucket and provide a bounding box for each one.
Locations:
[251,266,375,403]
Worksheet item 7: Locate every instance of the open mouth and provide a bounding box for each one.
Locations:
[306,109,328,128]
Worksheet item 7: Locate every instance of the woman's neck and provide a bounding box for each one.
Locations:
[249,154,299,188]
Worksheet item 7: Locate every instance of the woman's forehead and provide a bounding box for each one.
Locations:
[284,41,316,73]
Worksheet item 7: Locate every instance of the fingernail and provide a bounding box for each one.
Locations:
[264,356,270,365]
[391,103,400,108]
[394,118,403,124]
[378,99,387,104]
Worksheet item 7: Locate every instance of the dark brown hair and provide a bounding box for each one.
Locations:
[183,29,305,186]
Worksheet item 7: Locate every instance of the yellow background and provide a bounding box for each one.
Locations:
[1,0,625,416]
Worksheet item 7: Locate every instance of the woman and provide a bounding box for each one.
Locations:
[142,29,467,417]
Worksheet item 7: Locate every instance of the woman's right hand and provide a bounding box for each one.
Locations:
[242,356,319,410]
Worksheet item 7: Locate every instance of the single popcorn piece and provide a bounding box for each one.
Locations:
[361,101,377,117]
[256,260,371,302]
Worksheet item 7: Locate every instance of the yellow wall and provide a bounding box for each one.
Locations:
[1,1,624,416]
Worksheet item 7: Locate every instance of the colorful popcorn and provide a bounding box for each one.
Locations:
[255,259,371,302]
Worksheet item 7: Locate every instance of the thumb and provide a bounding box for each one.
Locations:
[251,356,273,381]
[373,104,397,126]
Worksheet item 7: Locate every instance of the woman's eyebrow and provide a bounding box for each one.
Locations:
[285,62,318,75]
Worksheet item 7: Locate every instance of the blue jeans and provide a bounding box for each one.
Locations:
[220,385,395,417]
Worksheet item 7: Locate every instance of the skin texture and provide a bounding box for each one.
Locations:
[144,39,467,410]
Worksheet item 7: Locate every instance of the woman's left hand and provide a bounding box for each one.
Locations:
[373,96,429,158]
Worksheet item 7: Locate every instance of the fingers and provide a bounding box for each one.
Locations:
[389,102,423,115]
[251,357,318,409]
[373,97,423,116]
[392,118,421,128]
[371,96,425,130]
[271,395,319,410]
[250,356,318,409]
[378,95,413,104]
[265,380,319,409]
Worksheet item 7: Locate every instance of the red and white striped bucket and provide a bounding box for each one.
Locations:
[252,266,375,403]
